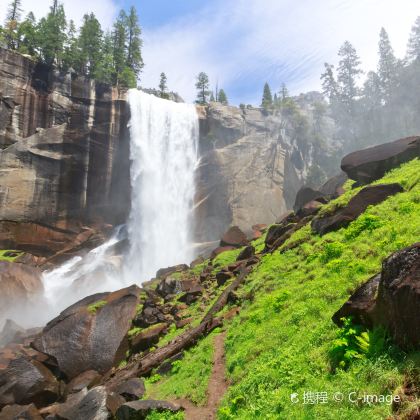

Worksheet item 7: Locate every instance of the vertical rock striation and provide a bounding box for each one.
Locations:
[0,48,130,256]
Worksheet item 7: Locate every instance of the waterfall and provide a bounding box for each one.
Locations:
[31,91,198,326]
[125,90,199,281]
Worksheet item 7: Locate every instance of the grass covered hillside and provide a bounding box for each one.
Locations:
[144,159,420,419]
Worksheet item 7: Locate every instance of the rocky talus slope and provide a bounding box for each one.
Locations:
[0,136,418,419]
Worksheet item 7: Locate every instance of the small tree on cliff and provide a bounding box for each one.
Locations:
[37,1,67,66]
[17,12,37,56]
[195,72,210,105]
[78,13,103,77]
[126,6,143,78]
[4,0,22,50]
[261,82,273,109]
[218,89,228,104]
[159,72,169,99]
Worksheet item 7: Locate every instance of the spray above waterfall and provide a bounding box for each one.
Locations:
[14,91,199,327]
[125,89,199,282]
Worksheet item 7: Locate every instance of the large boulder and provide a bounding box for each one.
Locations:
[374,243,420,348]
[51,386,111,420]
[293,187,327,213]
[0,262,44,323]
[341,136,420,185]
[108,378,145,401]
[0,357,59,409]
[333,243,420,349]
[32,285,141,380]
[220,226,248,247]
[312,183,403,236]
[0,403,43,420]
[319,172,348,197]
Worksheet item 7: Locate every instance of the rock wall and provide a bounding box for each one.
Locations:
[0,48,131,256]
[194,103,307,242]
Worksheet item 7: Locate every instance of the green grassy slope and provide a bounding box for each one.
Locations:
[144,159,420,419]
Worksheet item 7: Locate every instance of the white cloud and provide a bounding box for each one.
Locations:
[141,0,420,104]
[1,0,118,29]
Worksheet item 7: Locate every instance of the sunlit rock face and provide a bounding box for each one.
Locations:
[0,48,130,256]
[194,102,318,242]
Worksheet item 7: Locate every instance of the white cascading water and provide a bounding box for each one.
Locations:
[28,90,199,325]
[125,90,199,282]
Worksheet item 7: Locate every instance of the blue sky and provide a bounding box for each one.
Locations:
[4,1,420,104]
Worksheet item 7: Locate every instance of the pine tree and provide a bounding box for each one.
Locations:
[159,72,169,99]
[78,13,103,77]
[362,71,382,110]
[126,6,143,78]
[95,31,114,84]
[195,72,210,105]
[261,82,273,109]
[377,27,397,102]
[4,0,22,50]
[320,63,338,102]
[112,10,127,86]
[337,41,362,110]
[62,20,79,71]
[17,12,37,56]
[209,92,215,102]
[218,89,228,104]
[280,83,289,101]
[407,16,420,62]
[37,1,67,65]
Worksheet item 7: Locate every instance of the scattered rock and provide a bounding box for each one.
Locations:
[109,378,145,401]
[293,187,327,213]
[216,271,233,286]
[190,256,205,268]
[236,245,255,261]
[333,243,420,349]
[115,400,182,420]
[106,392,126,416]
[210,246,236,260]
[341,136,420,185]
[265,223,295,250]
[53,386,110,420]
[175,317,193,329]
[156,277,197,298]
[156,264,189,279]
[297,199,325,217]
[332,274,380,327]
[131,324,168,354]
[156,353,184,375]
[66,370,102,395]
[0,357,59,409]
[312,183,403,236]
[319,172,348,197]
[0,403,42,420]
[134,304,166,328]
[220,226,248,247]
[178,285,204,305]
[32,285,141,380]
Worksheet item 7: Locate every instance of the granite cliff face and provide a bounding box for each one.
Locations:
[194,102,329,242]
[0,48,334,257]
[0,48,130,257]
